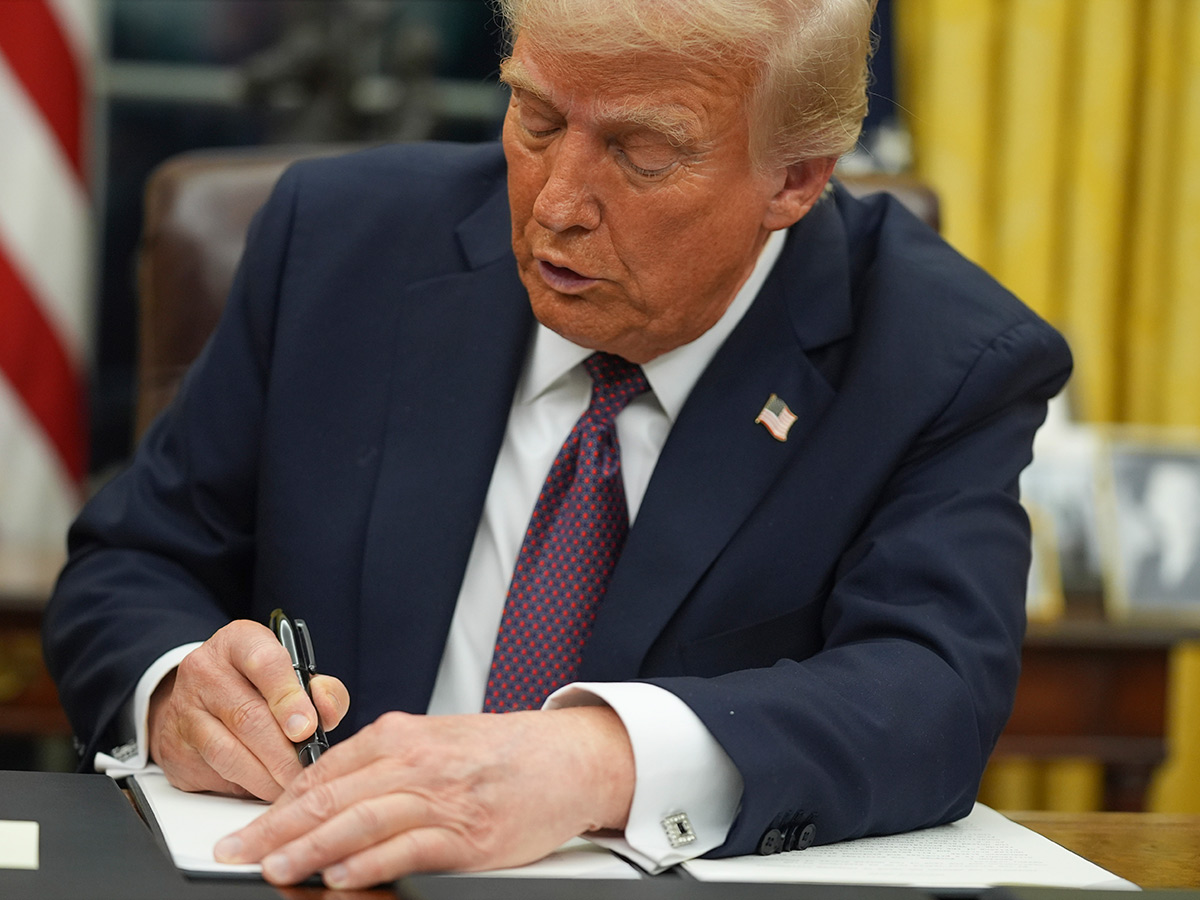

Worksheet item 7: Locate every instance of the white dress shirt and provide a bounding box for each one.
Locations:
[102,228,788,874]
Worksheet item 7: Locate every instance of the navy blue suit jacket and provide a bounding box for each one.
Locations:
[45,142,1071,856]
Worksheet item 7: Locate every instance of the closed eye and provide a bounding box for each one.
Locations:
[613,137,682,179]
[522,122,560,139]
[619,152,675,179]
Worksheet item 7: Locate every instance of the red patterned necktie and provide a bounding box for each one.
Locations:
[483,352,649,712]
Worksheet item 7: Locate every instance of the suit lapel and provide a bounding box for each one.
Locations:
[355,187,534,722]
[352,180,860,701]
[581,196,856,681]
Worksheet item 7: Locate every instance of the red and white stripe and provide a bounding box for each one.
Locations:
[0,0,95,545]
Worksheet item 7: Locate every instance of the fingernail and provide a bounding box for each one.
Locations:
[263,852,291,882]
[213,835,243,862]
[285,713,310,740]
[325,864,349,888]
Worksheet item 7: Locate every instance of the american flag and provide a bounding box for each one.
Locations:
[755,393,798,442]
[0,0,94,546]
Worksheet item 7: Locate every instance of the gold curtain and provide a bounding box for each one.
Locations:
[895,0,1200,812]
[894,0,1200,426]
[1149,641,1200,812]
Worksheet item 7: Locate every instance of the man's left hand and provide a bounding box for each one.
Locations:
[214,706,635,889]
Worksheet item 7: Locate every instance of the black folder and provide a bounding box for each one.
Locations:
[397,875,937,900]
[0,770,280,900]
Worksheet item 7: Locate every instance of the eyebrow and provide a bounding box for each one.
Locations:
[500,57,703,148]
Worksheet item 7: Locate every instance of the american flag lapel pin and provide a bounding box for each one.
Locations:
[755,393,798,442]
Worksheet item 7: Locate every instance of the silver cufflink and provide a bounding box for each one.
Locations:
[662,812,696,848]
[110,740,138,762]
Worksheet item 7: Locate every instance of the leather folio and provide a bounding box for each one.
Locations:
[0,770,277,900]
[397,877,931,900]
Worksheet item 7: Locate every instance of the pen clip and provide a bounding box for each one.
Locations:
[269,608,302,675]
[294,618,317,675]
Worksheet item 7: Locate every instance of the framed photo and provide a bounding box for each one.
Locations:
[1098,429,1200,621]
[1024,501,1064,622]
[1020,411,1104,596]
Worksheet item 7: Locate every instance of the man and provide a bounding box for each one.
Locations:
[44,0,1072,891]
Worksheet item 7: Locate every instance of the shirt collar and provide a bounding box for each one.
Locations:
[518,228,787,421]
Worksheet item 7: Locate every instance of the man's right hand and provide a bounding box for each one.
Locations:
[148,620,349,800]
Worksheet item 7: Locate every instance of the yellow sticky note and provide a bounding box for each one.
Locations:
[0,820,39,869]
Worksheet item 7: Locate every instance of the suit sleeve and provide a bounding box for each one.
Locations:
[650,316,1071,856]
[41,167,303,767]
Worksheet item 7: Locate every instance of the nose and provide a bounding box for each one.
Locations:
[532,133,601,234]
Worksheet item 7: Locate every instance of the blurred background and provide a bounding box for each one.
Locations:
[1,0,1199,816]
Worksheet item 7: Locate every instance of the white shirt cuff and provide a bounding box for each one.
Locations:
[94,642,203,777]
[544,681,743,873]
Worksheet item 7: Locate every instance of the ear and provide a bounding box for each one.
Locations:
[762,156,838,230]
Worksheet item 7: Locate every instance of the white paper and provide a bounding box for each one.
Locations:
[683,804,1138,892]
[125,769,638,880]
[129,769,268,876]
[0,820,39,870]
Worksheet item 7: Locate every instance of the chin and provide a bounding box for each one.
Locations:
[533,310,607,352]
[526,287,659,361]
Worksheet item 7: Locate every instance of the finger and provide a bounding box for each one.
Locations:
[154,708,260,798]
[207,623,320,791]
[222,622,320,742]
[320,826,486,890]
[264,711,417,816]
[309,675,349,731]
[181,704,292,801]
[163,757,258,800]
[183,661,305,796]
[257,793,430,886]
[218,747,406,863]
[155,651,296,800]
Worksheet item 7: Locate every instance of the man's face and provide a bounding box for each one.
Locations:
[502,36,811,363]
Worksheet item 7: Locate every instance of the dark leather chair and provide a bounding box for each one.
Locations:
[133,145,939,438]
[134,145,356,437]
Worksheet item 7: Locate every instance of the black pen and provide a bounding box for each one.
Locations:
[269,608,330,766]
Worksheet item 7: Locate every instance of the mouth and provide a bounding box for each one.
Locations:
[536,259,599,293]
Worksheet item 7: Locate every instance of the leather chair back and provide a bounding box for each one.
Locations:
[135,146,352,437]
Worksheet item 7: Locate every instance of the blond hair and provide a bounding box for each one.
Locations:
[494,0,876,168]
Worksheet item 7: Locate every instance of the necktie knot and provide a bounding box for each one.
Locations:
[583,352,649,423]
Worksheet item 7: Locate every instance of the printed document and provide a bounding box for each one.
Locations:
[682,804,1137,891]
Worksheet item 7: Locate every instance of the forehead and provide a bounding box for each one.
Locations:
[502,36,751,135]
